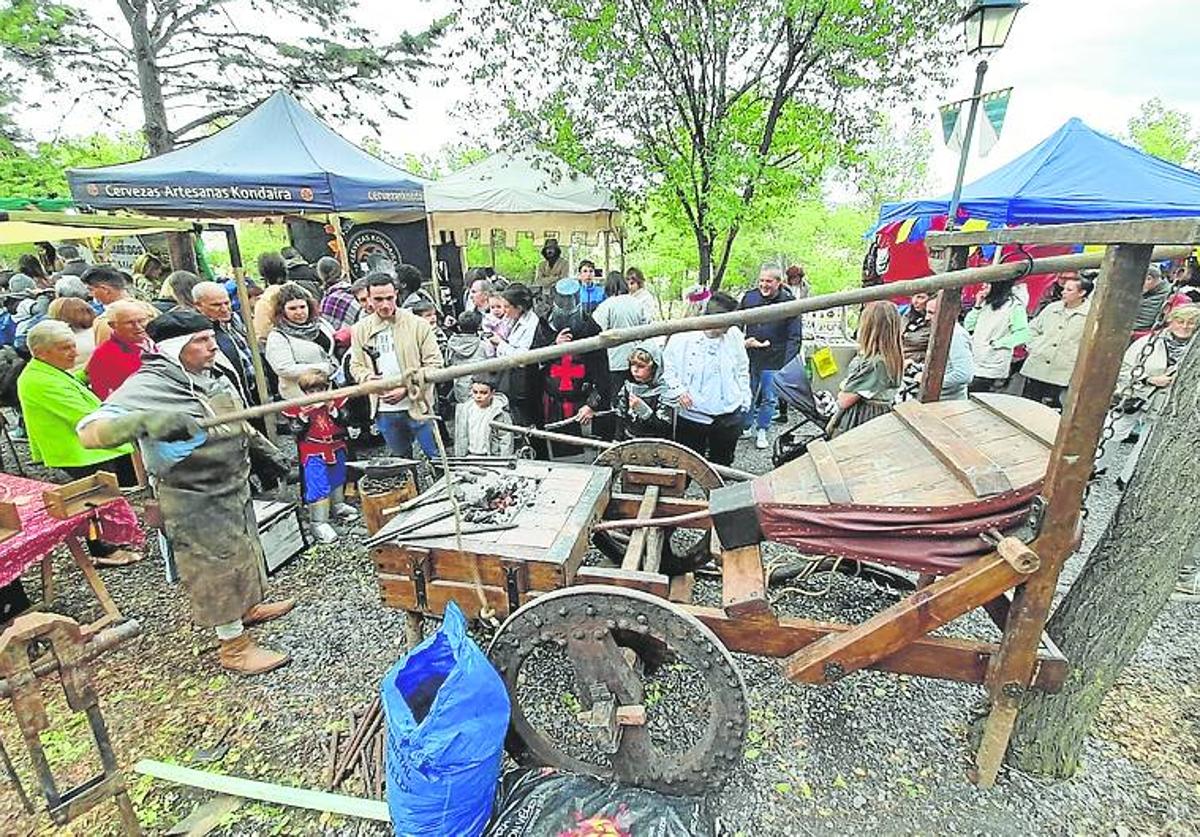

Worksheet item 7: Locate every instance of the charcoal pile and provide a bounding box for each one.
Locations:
[452,468,539,526]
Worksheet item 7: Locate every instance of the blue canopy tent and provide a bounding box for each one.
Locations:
[876,118,1200,230]
[67,90,424,218]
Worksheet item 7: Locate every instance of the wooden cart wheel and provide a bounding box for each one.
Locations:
[488,585,748,794]
[592,440,723,576]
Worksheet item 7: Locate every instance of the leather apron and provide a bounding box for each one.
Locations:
[156,390,267,627]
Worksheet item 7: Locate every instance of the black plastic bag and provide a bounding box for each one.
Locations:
[486,767,714,837]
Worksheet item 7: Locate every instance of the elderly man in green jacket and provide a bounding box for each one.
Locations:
[16,320,141,565]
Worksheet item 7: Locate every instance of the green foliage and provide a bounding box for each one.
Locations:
[0,132,145,198]
[1,0,448,148]
[204,222,291,273]
[464,235,540,282]
[402,145,489,180]
[460,0,960,289]
[846,114,934,215]
[627,194,869,299]
[1126,98,1199,167]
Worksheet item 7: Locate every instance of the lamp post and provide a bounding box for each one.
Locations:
[945,0,1026,230]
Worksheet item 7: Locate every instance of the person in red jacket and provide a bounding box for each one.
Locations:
[87,300,154,399]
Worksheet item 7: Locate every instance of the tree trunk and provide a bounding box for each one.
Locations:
[696,230,713,290]
[1005,339,1200,776]
[124,1,197,273]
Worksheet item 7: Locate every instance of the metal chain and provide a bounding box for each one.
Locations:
[1084,267,1178,513]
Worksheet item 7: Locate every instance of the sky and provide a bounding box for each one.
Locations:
[21,0,1200,199]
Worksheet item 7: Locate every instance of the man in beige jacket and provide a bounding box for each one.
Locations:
[349,272,444,458]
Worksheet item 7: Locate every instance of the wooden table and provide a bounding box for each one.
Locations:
[0,473,139,635]
[372,461,611,636]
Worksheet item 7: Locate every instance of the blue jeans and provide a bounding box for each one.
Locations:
[376,411,438,459]
[743,369,779,431]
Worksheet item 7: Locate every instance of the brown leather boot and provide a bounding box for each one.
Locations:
[218,634,290,675]
[242,598,296,627]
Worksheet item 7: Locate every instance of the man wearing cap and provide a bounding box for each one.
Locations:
[84,266,159,345]
[77,310,296,676]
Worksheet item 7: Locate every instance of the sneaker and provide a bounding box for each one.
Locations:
[332,502,359,521]
[755,429,768,450]
[773,411,789,424]
[1171,577,1200,603]
[311,522,338,544]
[741,427,753,439]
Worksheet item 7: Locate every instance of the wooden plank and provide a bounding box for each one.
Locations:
[973,241,1156,788]
[378,574,526,619]
[134,759,389,822]
[685,606,1066,692]
[893,401,1012,497]
[372,545,564,591]
[64,534,121,636]
[576,565,670,598]
[970,393,1058,448]
[621,487,660,572]
[607,494,710,526]
[668,572,694,603]
[782,554,1023,684]
[927,217,1200,247]
[721,544,771,619]
[805,440,853,504]
[622,466,688,495]
[921,245,966,402]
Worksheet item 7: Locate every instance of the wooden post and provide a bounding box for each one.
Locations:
[330,216,352,277]
[920,245,967,402]
[603,230,611,276]
[218,223,275,442]
[972,242,1155,787]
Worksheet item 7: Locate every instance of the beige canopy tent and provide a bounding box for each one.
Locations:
[424,149,623,269]
[0,209,197,247]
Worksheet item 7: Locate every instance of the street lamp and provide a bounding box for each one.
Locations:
[946,0,1026,228]
[962,0,1026,56]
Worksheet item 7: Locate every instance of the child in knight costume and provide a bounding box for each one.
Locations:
[77,310,297,676]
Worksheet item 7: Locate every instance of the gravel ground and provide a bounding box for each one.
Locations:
[1,423,1197,836]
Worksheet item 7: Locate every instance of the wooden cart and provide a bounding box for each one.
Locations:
[365,219,1200,794]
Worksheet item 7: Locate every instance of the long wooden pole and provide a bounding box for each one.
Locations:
[196,246,1189,431]
[214,222,276,442]
[489,420,756,482]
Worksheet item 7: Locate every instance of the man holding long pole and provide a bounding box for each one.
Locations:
[77,311,296,676]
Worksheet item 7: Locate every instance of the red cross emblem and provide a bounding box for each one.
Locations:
[549,355,586,393]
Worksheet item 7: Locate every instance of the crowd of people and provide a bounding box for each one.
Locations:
[4,240,1199,671]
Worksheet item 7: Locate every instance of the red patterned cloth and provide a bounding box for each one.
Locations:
[0,472,143,588]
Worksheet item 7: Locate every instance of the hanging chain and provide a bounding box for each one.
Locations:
[1084,266,1178,514]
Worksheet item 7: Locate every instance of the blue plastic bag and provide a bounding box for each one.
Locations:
[382,602,511,836]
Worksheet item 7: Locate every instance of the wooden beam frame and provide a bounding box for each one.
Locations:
[685,605,1067,692]
[970,241,1156,786]
[928,217,1200,247]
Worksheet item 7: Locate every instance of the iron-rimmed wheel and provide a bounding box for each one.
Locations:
[488,585,749,795]
[592,440,723,576]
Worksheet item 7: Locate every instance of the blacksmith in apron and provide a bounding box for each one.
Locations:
[78,310,296,675]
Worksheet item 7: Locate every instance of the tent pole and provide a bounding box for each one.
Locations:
[330,215,352,277]
[211,222,276,442]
